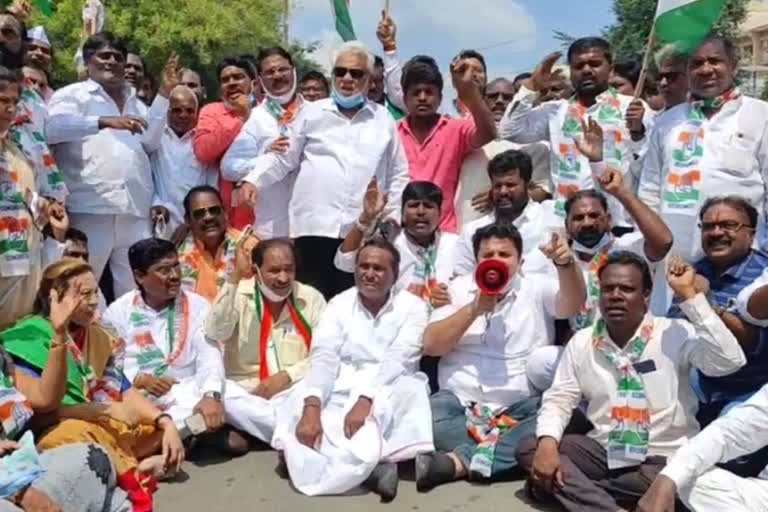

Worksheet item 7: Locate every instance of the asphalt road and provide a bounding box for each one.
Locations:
[157,449,561,511]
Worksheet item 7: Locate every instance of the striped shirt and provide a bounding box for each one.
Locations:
[669,250,768,401]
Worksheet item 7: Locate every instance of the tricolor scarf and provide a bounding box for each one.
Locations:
[593,315,654,469]
[554,88,626,216]
[663,88,741,213]
[0,141,34,277]
[571,236,615,330]
[405,236,439,306]
[264,97,301,133]
[465,403,519,478]
[0,340,32,440]
[177,228,240,298]
[253,287,311,380]
[127,292,190,380]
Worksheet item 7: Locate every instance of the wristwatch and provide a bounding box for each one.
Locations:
[203,391,222,402]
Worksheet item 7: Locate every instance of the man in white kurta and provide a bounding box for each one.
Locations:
[272,240,433,499]
[500,40,653,229]
[638,36,768,314]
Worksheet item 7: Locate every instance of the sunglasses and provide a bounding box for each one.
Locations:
[333,67,366,80]
[658,71,683,82]
[191,205,223,221]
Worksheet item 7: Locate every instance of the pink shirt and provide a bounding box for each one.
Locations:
[398,116,478,232]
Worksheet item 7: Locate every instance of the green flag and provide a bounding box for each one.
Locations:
[331,0,356,41]
[35,0,54,17]
[655,0,727,54]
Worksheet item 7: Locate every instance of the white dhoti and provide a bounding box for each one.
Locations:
[679,467,768,511]
[272,368,435,496]
[155,377,290,443]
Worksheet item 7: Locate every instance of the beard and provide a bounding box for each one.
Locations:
[495,197,527,220]
[0,42,23,71]
[574,227,605,248]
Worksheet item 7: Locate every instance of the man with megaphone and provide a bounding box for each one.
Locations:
[415,222,586,491]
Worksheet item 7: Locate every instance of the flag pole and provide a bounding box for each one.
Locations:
[384,0,390,15]
[634,18,657,99]
[283,0,291,45]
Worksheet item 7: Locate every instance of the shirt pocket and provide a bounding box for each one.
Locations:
[277,332,309,367]
[715,135,756,178]
[641,367,676,412]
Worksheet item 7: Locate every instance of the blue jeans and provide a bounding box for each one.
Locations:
[430,390,539,480]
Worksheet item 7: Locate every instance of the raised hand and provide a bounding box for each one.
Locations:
[49,285,83,334]
[626,99,646,136]
[160,53,182,98]
[539,233,573,266]
[47,201,69,242]
[597,167,626,197]
[451,58,478,100]
[574,116,604,163]
[240,181,258,209]
[231,227,255,283]
[470,189,492,214]
[429,283,451,309]
[376,10,397,51]
[530,52,563,92]
[666,255,697,301]
[360,178,387,227]
[9,0,31,22]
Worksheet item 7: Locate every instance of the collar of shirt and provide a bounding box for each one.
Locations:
[397,115,450,147]
[352,289,397,320]
[320,99,377,121]
[163,124,195,141]
[696,249,764,282]
[84,78,136,103]
[236,278,309,324]
[566,86,619,110]
[493,199,540,228]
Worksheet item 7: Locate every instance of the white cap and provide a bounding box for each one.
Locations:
[27,26,50,47]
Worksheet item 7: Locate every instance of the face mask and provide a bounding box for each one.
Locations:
[262,69,297,106]
[331,87,366,109]
[256,268,291,302]
[571,231,612,256]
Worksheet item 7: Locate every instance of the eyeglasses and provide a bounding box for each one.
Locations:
[698,220,754,235]
[262,66,292,79]
[658,71,683,82]
[191,205,223,221]
[333,67,366,80]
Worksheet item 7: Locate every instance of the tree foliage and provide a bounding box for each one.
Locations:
[604,0,749,60]
[23,0,318,96]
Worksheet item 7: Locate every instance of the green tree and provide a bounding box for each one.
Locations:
[604,0,749,60]
[25,0,319,95]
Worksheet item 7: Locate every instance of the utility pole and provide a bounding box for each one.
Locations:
[283,0,290,45]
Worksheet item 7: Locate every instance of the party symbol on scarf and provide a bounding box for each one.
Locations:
[672,130,704,167]
[557,143,582,178]
[664,170,701,206]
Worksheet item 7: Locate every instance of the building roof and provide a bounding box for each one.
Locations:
[740,0,768,35]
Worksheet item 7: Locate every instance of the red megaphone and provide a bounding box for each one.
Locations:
[475,259,510,296]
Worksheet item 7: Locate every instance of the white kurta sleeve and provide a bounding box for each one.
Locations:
[637,125,664,213]
[661,384,768,489]
[142,95,169,153]
[736,268,768,327]
[302,299,344,405]
[241,124,306,189]
[680,293,747,376]
[382,50,406,112]
[536,337,582,441]
[452,228,476,277]
[380,124,409,223]
[192,300,226,394]
[355,298,429,401]
[221,118,271,182]
[46,90,100,144]
[498,86,556,144]
[204,282,240,342]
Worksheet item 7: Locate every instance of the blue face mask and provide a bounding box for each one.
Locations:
[332,88,366,109]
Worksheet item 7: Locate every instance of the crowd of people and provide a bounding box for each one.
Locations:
[0,1,767,511]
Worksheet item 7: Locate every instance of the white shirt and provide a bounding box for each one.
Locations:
[221,102,303,238]
[150,126,217,228]
[241,99,410,239]
[333,231,458,296]
[453,200,561,277]
[102,290,225,395]
[500,86,652,227]
[536,295,746,459]
[46,80,169,217]
[661,382,768,489]
[381,50,407,113]
[638,96,768,263]
[431,273,561,412]
[303,288,429,405]
[737,267,768,328]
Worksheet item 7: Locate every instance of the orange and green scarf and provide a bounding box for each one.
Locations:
[254,287,311,381]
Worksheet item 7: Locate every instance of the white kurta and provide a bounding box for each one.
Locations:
[271,288,434,496]
[102,289,278,440]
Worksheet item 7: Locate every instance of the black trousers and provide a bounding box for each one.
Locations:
[293,236,355,300]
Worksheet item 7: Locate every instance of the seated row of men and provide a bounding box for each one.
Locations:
[6,146,768,511]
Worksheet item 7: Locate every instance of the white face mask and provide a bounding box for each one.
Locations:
[255,267,292,302]
[261,69,297,106]
[571,232,613,256]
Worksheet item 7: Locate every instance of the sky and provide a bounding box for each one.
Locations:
[289,0,616,106]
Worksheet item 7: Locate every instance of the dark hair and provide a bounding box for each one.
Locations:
[612,57,642,88]
[128,238,177,276]
[299,70,329,91]
[256,46,294,74]
[34,258,93,318]
[22,61,49,84]
[564,190,609,217]
[374,55,384,69]
[487,149,532,182]
[402,181,443,209]
[699,195,758,228]
[1,9,26,43]
[183,185,223,218]
[457,49,487,75]
[0,65,21,85]
[597,250,653,292]
[694,34,738,63]
[567,37,612,65]
[472,222,523,259]
[253,238,295,266]
[83,32,128,63]
[141,73,156,91]
[127,52,147,72]
[401,55,443,96]
[356,238,401,278]
[513,72,532,83]
[216,56,256,81]
[65,228,88,245]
